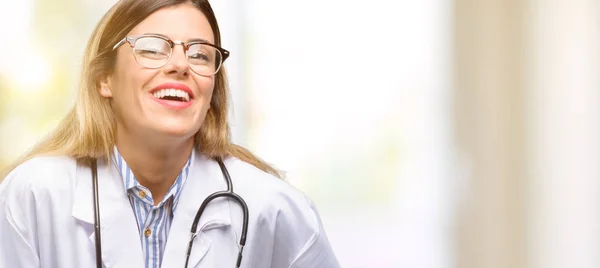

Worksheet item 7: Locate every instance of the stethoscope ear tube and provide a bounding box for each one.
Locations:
[184,158,250,268]
[91,157,249,268]
[91,158,103,268]
[216,157,249,247]
[230,192,248,268]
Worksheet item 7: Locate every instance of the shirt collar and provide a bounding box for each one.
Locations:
[112,146,194,210]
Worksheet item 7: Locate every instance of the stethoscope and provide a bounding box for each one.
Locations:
[90,157,249,268]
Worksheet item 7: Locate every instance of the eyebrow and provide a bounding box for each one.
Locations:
[145,33,213,44]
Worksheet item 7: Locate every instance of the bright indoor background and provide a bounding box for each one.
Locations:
[1,0,599,267]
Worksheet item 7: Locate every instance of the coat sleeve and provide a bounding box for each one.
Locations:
[265,188,340,268]
[0,164,41,267]
[286,196,340,268]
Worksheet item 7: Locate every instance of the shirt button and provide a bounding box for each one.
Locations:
[144,228,152,237]
[139,191,147,198]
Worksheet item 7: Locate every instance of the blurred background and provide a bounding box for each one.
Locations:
[1,0,599,267]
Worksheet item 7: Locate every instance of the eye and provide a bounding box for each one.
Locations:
[138,49,167,56]
[133,37,170,59]
[188,52,210,61]
[187,44,217,65]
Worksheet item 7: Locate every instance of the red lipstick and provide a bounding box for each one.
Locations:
[149,82,195,110]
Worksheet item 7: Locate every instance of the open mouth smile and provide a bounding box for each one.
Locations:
[149,83,195,110]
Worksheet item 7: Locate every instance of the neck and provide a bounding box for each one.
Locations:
[115,130,194,205]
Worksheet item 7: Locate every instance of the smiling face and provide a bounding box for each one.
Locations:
[99,3,216,144]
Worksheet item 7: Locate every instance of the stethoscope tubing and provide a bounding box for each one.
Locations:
[90,157,249,268]
[91,159,103,268]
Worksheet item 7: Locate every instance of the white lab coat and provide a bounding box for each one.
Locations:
[0,152,340,268]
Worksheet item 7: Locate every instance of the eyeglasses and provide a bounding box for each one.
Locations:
[112,34,230,76]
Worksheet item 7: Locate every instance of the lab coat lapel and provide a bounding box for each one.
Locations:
[161,153,231,268]
[72,158,144,268]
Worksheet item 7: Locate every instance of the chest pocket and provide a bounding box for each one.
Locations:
[189,226,238,268]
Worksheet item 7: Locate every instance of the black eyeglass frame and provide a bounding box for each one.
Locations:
[112,34,230,76]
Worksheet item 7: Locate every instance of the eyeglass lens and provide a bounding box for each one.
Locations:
[132,36,223,75]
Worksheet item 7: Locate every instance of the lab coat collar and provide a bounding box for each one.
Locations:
[72,150,232,268]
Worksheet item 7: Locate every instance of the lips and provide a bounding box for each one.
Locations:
[152,88,191,102]
[150,82,195,101]
[149,82,195,110]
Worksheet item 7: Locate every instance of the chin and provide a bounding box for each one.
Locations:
[162,128,198,139]
[154,122,199,139]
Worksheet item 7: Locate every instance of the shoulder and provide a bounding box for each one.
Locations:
[224,156,321,237]
[0,156,82,255]
[0,155,78,203]
[223,157,340,267]
[223,157,316,216]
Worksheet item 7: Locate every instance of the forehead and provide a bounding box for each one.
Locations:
[128,3,215,44]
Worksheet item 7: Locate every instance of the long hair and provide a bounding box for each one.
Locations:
[1,0,282,180]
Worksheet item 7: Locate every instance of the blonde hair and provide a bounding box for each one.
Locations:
[1,0,281,180]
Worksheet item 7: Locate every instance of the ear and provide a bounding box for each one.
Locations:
[98,76,113,98]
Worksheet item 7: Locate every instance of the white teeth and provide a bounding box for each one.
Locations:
[152,88,190,102]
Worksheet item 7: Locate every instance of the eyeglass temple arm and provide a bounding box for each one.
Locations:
[112,38,128,51]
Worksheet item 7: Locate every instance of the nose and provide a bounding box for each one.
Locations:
[163,44,190,77]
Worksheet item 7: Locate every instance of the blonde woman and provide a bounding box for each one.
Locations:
[0,0,339,267]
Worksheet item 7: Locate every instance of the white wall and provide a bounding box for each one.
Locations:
[527,0,600,267]
[217,1,455,267]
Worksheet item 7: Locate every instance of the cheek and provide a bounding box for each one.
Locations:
[112,50,153,94]
[195,77,216,105]
[112,66,154,99]
[111,74,142,108]
[110,70,156,121]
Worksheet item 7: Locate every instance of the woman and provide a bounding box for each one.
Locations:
[0,0,340,267]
